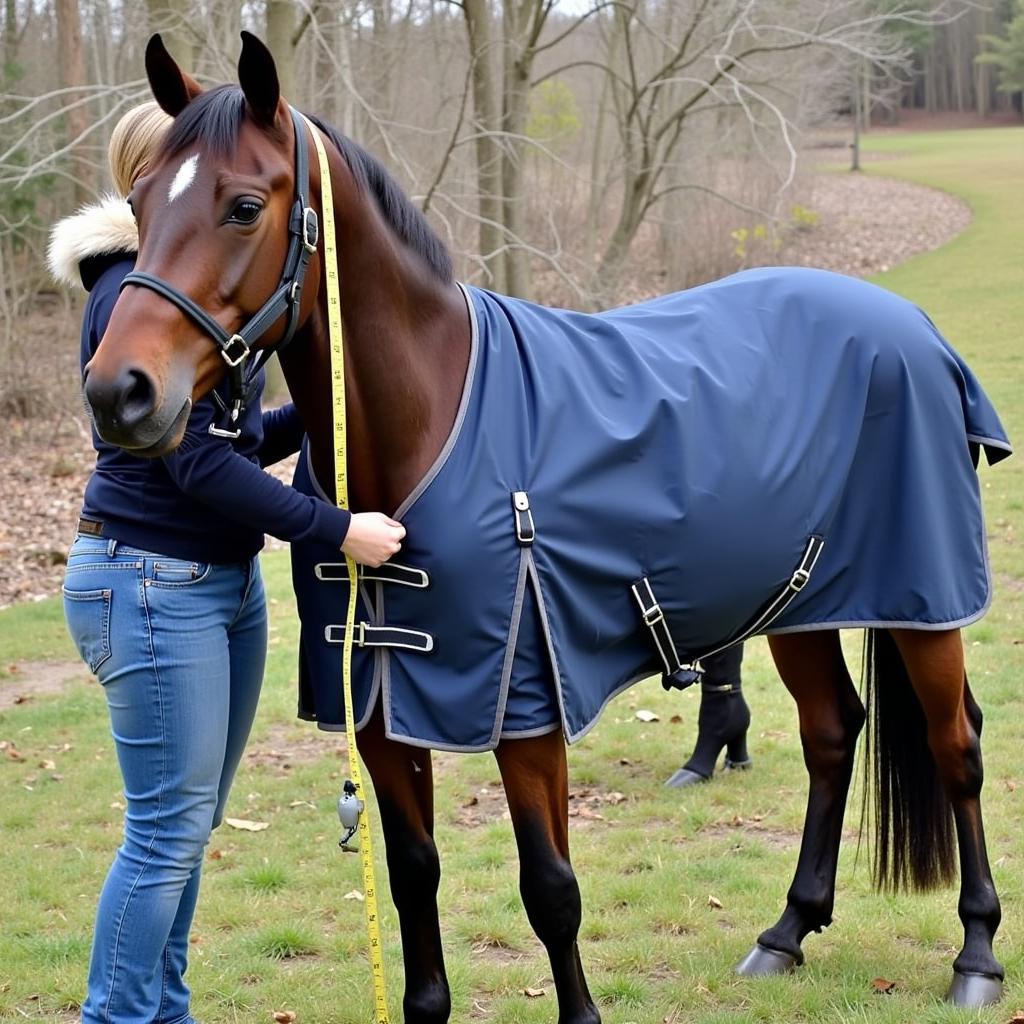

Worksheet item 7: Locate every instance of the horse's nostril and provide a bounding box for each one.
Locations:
[119,368,157,426]
[84,366,158,430]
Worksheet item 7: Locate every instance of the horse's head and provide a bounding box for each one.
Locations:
[84,32,315,456]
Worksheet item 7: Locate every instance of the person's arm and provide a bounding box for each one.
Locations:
[258,402,305,467]
[162,398,353,548]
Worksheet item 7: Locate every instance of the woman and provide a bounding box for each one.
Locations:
[48,102,404,1024]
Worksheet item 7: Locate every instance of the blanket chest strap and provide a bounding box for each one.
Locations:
[316,562,429,588]
[325,623,434,653]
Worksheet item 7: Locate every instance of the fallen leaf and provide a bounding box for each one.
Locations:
[524,987,546,998]
[462,795,479,808]
[40,759,56,770]
[208,849,224,860]
[224,817,269,832]
[618,757,631,766]
[1005,1011,1024,1024]
[708,895,723,909]
[273,1012,297,1023]
[871,977,897,994]
[1006,779,1017,793]
[634,709,659,722]
[5,746,25,762]
[13,694,31,705]
[669,714,683,724]
[343,890,365,901]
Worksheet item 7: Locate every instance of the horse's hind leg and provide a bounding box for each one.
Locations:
[737,630,864,975]
[357,703,450,1023]
[890,628,1003,1007]
[495,729,601,1024]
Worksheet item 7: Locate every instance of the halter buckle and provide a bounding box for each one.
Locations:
[221,334,250,368]
[301,207,319,253]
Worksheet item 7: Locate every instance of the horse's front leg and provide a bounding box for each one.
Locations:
[738,630,864,974]
[494,728,601,1024]
[357,703,450,1023]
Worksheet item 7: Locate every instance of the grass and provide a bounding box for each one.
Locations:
[1,127,1023,1022]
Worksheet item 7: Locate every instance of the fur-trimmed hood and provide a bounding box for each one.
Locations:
[47,194,138,289]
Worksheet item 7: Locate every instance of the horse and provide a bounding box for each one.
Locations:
[80,32,1011,1022]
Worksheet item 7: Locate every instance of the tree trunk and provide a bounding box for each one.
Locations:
[56,0,92,206]
[499,0,541,298]
[463,0,506,290]
[147,0,194,68]
[266,0,296,102]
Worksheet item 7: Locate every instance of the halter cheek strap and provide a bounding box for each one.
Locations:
[119,106,319,435]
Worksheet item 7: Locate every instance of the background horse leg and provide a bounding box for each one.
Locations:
[494,729,601,1024]
[890,628,1004,1007]
[737,630,864,974]
[357,704,450,1023]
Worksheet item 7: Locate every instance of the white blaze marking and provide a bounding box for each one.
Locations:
[167,154,199,203]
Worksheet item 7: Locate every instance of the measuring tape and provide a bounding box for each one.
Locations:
[301,113,391,1023]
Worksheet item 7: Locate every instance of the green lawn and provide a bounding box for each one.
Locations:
[1,128,1023,1022]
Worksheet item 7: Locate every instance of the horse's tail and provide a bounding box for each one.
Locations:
[862,628,956,892]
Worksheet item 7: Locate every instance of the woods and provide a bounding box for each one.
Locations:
[1,1,1021,348]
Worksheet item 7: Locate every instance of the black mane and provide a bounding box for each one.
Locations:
[157,86,453,284]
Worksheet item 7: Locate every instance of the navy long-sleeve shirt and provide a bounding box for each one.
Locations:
[79,254,350,563]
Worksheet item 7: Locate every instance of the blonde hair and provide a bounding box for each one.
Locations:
[108,102,173,197]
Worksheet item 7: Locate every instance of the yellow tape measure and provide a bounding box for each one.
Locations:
[301,113,391,1024]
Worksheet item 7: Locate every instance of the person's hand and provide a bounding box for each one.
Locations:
[342,512,406,567]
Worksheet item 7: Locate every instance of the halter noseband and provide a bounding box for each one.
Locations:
[119,106,318,437]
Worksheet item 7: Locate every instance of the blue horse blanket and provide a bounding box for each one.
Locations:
[294,267,1010,751]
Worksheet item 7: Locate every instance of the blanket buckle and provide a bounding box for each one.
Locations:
[512,490,535,545]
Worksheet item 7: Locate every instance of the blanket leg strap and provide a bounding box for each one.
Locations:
[632,535,825,693]
[630,578,702,690]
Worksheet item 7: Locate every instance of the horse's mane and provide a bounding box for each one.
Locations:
[157,85,453,284]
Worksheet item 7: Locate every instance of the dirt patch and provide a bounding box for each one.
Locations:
[698,816,803,852]
[443,766,634,830]
[0,659,90,709]
[244,719,347,776]
[469,936,529,965]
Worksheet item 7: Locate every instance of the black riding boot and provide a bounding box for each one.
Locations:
[665,644,751,788]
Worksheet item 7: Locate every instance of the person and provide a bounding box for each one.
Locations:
[664,644,752,787]
[47,102,405,1024]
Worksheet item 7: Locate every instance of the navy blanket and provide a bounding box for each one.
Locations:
[294,268,1010,751]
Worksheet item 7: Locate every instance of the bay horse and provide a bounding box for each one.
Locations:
[81,32,1009,1021]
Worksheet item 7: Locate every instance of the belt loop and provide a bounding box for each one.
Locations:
[107,538,118,558]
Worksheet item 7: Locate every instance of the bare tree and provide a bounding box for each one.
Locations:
[57,0,93,204]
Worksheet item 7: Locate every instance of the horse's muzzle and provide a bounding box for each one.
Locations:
[83,366,189,456]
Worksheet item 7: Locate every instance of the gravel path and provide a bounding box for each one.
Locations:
[0,171,972,609]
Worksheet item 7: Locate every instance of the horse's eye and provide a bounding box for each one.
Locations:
[228,199,263,225]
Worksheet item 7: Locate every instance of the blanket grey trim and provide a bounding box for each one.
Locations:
[491,547,531,747]
[393,283,480,521]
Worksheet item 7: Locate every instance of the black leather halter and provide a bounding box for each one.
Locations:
[119,107,318,438]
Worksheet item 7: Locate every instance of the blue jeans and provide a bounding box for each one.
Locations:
[62,536,267,1024]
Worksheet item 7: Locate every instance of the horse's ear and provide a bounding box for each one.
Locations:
[238,31,282,127]
[145,34,203,117]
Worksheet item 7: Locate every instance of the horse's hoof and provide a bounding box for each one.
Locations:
[947,970,1003,1008]
[664,767,709,788]
[724,756,752,771]
[735,943,799,977]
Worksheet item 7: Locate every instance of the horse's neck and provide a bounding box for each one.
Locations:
[280,171,470,516]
